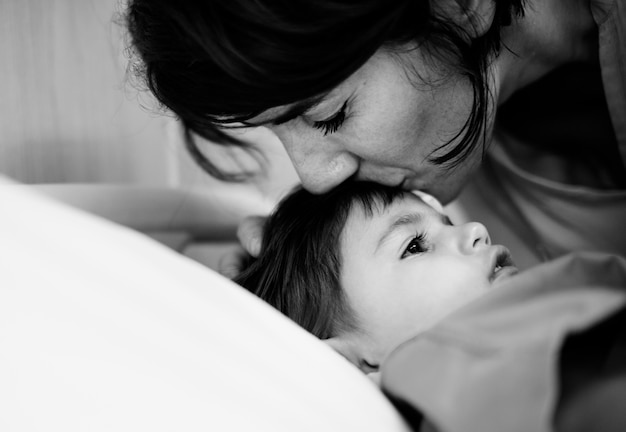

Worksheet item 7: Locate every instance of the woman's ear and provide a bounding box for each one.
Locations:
[436,0,496,38]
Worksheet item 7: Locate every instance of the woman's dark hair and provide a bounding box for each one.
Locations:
[234,181,406,339]
[125,0,525,179]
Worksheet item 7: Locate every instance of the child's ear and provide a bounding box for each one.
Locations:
[324,337,378,374]
[323,337,351,360]
[323,337,362,369]
[436,0,497,38]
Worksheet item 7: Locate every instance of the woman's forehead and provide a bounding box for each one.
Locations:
[245,48,419,127]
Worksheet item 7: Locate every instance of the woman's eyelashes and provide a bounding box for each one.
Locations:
[401,233,428,259]
[313,100,348,136]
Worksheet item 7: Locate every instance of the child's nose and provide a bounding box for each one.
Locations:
[460,222,491,254]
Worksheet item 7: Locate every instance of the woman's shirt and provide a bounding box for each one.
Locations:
[592,0,626,156]
[455,0,626,266]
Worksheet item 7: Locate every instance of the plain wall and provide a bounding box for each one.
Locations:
[0,0,299,198]
[0,0,178,184]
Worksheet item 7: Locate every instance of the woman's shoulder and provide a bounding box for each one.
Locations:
[589,0,618,25]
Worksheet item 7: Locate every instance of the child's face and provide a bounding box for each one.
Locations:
[329,192,517,372]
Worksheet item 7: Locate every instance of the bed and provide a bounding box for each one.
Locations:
[0,176,411,432]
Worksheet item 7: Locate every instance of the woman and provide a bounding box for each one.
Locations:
[125,0,626,261]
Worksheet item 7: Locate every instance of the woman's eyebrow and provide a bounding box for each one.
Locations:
[273,96,327,125]
[243,94,327,127]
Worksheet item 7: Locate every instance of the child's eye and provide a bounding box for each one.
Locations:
[401,233,428,259]
[313,101,347,136]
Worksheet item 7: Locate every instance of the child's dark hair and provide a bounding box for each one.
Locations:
[125,0,525,179]
[234,181,407,339]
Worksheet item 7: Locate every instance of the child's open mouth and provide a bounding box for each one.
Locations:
[490,247,518,282]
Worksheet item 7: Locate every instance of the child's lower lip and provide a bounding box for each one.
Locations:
[490,265,519,282]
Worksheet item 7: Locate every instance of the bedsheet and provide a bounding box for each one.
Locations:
[0,179,410,432]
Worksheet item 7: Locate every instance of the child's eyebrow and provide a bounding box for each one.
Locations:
[376,213,424,252]
[441,214,453,226]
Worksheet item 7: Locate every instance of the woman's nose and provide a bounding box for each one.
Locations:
[459,222,491,254]
[278,131,359,194]
[295,152,359,193]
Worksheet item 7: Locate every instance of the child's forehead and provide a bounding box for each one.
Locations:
[340,192,441,251]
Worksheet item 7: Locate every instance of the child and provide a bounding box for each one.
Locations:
[235,181,626,432]
[235,180,519,373]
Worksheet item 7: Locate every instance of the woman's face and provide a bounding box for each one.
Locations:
[247,47,489,204]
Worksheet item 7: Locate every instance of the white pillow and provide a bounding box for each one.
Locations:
[0,180,409,432]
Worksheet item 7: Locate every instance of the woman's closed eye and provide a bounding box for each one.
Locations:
[401,233,428,259]
[313,101,347,136]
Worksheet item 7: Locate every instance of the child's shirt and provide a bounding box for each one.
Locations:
[381,252,626,432]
